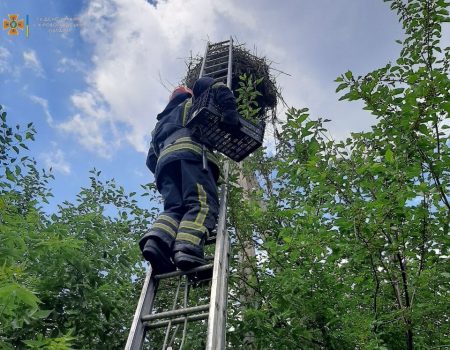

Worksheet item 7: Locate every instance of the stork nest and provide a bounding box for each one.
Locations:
[183,45,278,121]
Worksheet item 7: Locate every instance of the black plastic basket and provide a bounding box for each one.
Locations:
[186,88,265,162]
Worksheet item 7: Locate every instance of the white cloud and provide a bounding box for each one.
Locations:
[57,90,122,158]
[23,50,44,77]
[58,113,113,159]
[29,95,54,125]
[60,0,253,157]
[0,46,21,81]
[40,146,71,175]
[57,57,86,73]
[0,47,11,74]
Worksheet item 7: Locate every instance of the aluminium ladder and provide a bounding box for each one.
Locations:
[125,38,234,350]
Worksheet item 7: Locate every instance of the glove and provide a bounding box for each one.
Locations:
[220,110,240,126]
[219,110,241,134]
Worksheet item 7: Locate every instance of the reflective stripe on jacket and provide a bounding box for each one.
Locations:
[146,90,220,186]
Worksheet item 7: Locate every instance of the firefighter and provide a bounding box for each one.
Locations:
[139,77,239,274]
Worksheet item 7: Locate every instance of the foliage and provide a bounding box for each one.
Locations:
[226,0,449,349]
[236,74,264,123]
[0,105,160,349]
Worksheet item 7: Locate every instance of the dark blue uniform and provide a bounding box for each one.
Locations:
[140,77,239,273]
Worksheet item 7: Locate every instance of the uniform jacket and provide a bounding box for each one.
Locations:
[146,78,239,188]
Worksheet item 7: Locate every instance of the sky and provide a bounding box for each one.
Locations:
[0,0,408,212]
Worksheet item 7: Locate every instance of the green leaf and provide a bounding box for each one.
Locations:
[32,309,53,319]
[5,168,15,181]
[441,101,450,113]
[385,148,394,163]
[336,83,349,93]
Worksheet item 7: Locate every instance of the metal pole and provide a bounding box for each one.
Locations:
[155,263,213,280]
[142,304,210,322]
[226,37,233,90]
[206,161,230,350]
[162,276,183,350]
[206,36,233,350]
[179,276,190,348]
[199,41,209,79]
[146,314,209,330]
[125,266,157,350]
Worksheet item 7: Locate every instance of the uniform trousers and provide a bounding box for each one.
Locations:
[140,158,219,259]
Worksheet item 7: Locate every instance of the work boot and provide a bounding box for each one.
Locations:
[172,238,206,271]
[173,251,207,271]
[142,238,176,275]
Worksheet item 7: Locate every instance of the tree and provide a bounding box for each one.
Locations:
[0,105,160,349]
[226,0,449,348]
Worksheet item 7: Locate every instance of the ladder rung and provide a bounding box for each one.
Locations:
[205,55,228,69]
[205,55,228,65]
[207,47,229,55]
[204,68,228,77]
[214,76,227,82]
[208,40,230,48]
[146,313,209,330]
[208,48,229,56]
[204,61,228,72]
[207,48,229,55]
[205,236,216,245]
[206,55,228,64]
[154,263,214,280]
[207,48,229,56]
[142,304,210,322]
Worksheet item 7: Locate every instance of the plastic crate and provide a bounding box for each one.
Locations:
[186,88,265,162]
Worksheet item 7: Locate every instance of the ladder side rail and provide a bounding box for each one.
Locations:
[206,161,230,350]
[207,36,233,350]
[217,36,233,349]
[217,230,230,348]
[226,37,233,90]
[199,41,210,79]
[125,267,157,350]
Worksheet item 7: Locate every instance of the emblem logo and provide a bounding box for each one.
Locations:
[3,14,25,35]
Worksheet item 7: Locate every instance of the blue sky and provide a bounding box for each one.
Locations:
[0,0,409,212]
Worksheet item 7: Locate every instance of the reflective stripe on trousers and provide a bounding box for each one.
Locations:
[141,159,219,258]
